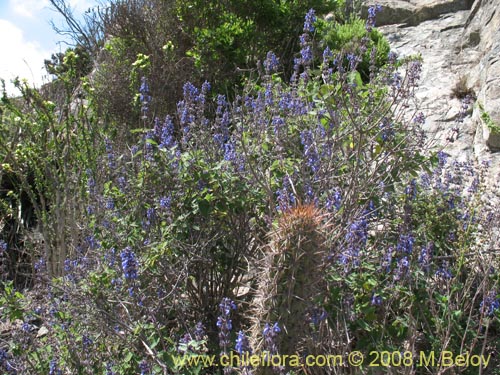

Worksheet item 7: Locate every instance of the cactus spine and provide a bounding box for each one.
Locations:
[250,204,328,372]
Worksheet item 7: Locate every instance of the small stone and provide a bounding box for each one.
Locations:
[37,326,49,338]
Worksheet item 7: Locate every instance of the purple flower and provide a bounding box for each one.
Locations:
[0,240,6,255]
[343,216,369,267]
[405,179,417,200]
[139,77,152,117]
[131,145,139,156]
[193,322,206,341]
[34,258,46,272]
[379,118,394,141]
[272,115,285,135]
[262,322,281,366]
[437,151,449,167]
[346,53,359,71]
[397,233,415,254]
[85,235,100,250]
[235,331,251,355]
[264,83,273,106]
[106,363,115,375]
[117,176,127,191]
[159,116,176,149]
[276,176,296,212]
[391,72,402,93]
[201,80,211,94]
[326,189,342,211]
[139,360,150,375]
[21,321,31,333]
[300,130,320,173]
[178,101,193,127]
[146,207,156,223]
[120,247,138,280]
[468,176,480,194]
[105,138,115,169]
[407,60,422,88]
[393,256,410,282]
[183,81,199,102]
[414,112,425,125]
[303,9,316,33]
[371,293,382,306]
[366,5,383,30]
[308,308,327,326]
[388,51,398,64]
[219,297,237,316]
[480,291,500,317]
[105,198,115,210]
[368,4,383,18]
[264,51,279,73]
[299,34,308,47]
[82,335,93,349]
[418,242,433,272]
[139,77,150,101]
[218,298,237,355]
[435,262,453,280]
[216,94,227,115]
[159,196,171,210]
[300,45,313,66]
[49,359,62,375]
[322,46,333,63]
[223,142,237,162]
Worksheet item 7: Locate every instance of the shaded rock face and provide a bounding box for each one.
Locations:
[465,0,500,151]
[365,0,499,195]
[363,0,473,27]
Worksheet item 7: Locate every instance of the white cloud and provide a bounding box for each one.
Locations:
[1,0,102,95]
[69,0,96,12]
[0,19,50,94]
[10,0,96,19]
[10,0,50,18]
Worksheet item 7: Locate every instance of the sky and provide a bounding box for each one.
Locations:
[0,0,99,94]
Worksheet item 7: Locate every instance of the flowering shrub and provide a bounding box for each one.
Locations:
[0,6,499,375]
[80,0,345,141]
[318,7,390,82]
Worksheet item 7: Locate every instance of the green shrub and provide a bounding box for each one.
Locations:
[51,0,345,142]
[0,7,498,375]
[0,57,98,280]
[319,16,391,81]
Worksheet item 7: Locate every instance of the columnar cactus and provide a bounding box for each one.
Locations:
[250,204,329,372]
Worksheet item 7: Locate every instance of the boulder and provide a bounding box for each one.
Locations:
[463,0,500,150]
[362,0,472,26]
[370,0,500,195]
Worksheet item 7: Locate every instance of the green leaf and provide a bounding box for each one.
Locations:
[123,351,134,363]
[347,71,363,87]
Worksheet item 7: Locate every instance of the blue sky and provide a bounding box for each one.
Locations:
[0,0,99,94]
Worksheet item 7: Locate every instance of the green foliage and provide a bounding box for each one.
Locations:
[0,281,25,321]
[0,57,98,279]
[479,102,500,134]
[323,159,499,373]
[319,16,391,81]
[0,5,499,375]
[76,0,346,138]
[178,0,341,88]
[44,45,92,82]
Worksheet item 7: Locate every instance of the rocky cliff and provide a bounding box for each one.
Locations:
[364,0,500,196]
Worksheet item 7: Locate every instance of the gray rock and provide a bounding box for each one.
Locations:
[372,0,500,196]
[363,0,472,26]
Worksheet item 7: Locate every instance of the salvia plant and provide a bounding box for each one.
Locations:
[0,5,499,375]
